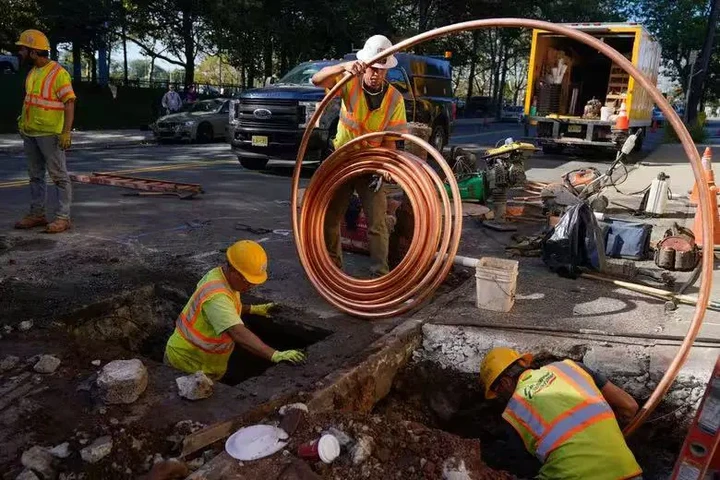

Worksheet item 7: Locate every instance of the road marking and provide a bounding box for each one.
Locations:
[451,128,520,141]
[0,159,235,189]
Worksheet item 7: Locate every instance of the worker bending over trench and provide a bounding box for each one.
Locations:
[480,347,642,480]
[164,240,305,380]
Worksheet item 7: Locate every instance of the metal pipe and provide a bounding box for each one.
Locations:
[291,18,711,436]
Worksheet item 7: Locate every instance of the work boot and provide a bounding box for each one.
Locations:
[44,218,71,234]
[14,215,48,229]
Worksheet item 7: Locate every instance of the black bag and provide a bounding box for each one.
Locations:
[542,203,607,278]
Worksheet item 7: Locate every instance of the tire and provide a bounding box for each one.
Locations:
[196,123,213,143]
[430,124,448,152]
[238,156,268,170]
[542,145,564,155]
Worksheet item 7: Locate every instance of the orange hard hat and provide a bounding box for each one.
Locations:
[16,29,50,51]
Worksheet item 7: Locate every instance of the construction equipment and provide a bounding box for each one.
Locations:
[655,224,701,272]
[442,140,536,230]
[70,172,204,198]
[671,354,720,479]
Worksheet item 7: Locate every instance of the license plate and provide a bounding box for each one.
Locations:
[567,125,582,133]
[251,135,268,147]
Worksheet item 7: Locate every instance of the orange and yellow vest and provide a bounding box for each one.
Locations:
[333,76,408,150]
[19,61,75,136]
[503,360,642,480]
[165,267,241,379]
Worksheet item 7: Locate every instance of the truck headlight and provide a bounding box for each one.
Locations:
[299,101,320,128]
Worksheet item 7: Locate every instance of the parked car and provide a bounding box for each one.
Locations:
[501,105,524,123]
[228,53,456,170]
[152,98,230,143]
[0,54,19,74]
[651,106,664,125]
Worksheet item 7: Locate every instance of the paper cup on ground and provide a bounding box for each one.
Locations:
[297,434,340,464]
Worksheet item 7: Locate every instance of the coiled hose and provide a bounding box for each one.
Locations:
[291,18,711,436]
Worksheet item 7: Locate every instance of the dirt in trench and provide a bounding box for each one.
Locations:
[227,409,514,480]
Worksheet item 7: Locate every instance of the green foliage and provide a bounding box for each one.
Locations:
[663,119,708,143]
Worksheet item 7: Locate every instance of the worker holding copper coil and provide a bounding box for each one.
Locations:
[311,35,409,277]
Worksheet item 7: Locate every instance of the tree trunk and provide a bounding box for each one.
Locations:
[687,0,720,125]
[497,47,509,120]
[90,52,97,84]
[122,24,129,84]
[72,43,82,81]
[50,43,58,61]
[466,31,480,102]
[263,36,273,80]
[182,8,195,86]
[149,56,156,82]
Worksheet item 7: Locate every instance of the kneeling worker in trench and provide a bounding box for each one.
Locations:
[480,347,643,479]
[164,240,306,380]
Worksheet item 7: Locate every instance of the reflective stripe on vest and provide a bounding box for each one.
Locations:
[504,361,611,461]
[174,279,236,354]
[24,62,64,110]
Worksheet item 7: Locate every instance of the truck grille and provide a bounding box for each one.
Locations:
[237,99,302,129]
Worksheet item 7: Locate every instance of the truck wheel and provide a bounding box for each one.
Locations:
[430,124,448,152]
[542,145,564,155]
[238,156,268,170]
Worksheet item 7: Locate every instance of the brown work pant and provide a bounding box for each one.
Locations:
[324,174,389,276]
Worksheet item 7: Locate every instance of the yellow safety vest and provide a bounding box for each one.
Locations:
[333,76,408,149]
[19,61,74,135]
[165,267,241,379]
[503,360,642,480]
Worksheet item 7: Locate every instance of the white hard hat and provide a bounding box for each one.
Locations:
[356,35,397,69]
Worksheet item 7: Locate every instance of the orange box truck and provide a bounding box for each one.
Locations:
[524,23,661,154]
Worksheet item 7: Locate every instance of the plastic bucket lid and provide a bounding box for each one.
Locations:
[317,434,340,463]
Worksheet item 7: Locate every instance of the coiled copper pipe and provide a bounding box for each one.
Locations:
[291,18,711,435]
[297,132,462,318]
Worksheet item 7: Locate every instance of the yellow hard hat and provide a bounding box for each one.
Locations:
[479,347,533,399]
[226,240,268,285]
[16,29,50,51]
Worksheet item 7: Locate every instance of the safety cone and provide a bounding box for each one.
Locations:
[689,147,714,205]
[614,101,629,131]
[692,148,720,245]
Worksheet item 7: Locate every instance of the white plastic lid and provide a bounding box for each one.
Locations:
[317,434,340,464]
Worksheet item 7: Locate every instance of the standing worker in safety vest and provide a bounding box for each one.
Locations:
[164,240,306,381]
[479,347,643,480]
[14,29,76,234]
[311,35,408,277]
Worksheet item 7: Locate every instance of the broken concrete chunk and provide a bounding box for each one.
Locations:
[91,360,101,367]
[49,442,71,459]
[16,470,40,480]
[3,325,14,335]
[34,355,61,374]
[174,420,207,435]
[176,371,213,400]
[325,427,353,449]
[96,359,148,404]
[278,403,309,415]
[80,436,113,463]
[442,457,471,480]
[0,355,20,372]
[351,435,374,465]
[187,457,205,471]
[20,446,56,479]
[18,320,34,332]
[279,407,305,436]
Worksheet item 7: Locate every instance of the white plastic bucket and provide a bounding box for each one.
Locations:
[600,106,613,122]
[475,257,519,312]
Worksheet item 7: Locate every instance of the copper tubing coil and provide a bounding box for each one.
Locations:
[292,18,711,436]
[297,131,462,318]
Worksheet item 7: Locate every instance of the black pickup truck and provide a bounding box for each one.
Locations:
[228,53,456,170]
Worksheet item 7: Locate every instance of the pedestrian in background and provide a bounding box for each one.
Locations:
[185,84,198,104]
[14,29,76,234]
[161,84,182,115]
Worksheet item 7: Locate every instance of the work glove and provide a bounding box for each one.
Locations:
[249,302,276,318]
[58,132,72,150]
[271,350,306,364]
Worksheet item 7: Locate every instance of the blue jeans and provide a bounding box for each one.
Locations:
[23,134,72,220]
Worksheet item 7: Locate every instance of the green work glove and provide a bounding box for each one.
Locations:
[249,302,276,317]
[271,350,306,364]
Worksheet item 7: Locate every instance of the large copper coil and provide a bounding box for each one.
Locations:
[291,18,711,435]
[297,132,462,318]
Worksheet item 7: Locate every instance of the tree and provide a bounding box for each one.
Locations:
[195,55,240,85]
[687,0,720,124]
